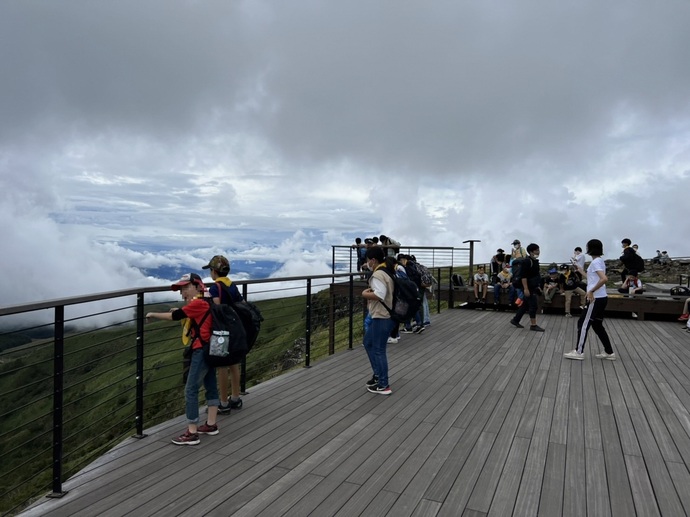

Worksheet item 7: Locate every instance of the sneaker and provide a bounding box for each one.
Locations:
[632,312,638,319]
[197,422,219,435]
[367,385,392,395]
[515,298,523,307]
[365,376,379,387]
[678,314,690,321]
[401,328,414,334]
[413,325,426,334]
[509,319,524,329]
[172,430,200,446]
[564,313,572,318]
[218,402,232,415]
[595,352,616,360]
[564,350,584,360]
[387,337,399,344]
[530,325,545,332]
[229,398,243,410]
[423,321,431,326]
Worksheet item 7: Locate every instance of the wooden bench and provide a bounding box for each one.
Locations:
[447,287,687,321]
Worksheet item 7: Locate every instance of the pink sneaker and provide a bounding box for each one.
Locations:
[678,314,689,321]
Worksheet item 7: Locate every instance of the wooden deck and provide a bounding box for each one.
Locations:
[21,309,690,517]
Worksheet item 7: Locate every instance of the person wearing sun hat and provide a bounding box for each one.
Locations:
[202,255,246,415]
[146,273,220,445]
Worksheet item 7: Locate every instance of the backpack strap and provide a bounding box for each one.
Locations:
[186,298,212,347]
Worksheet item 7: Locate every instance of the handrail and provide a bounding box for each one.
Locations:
[0,267,457,514]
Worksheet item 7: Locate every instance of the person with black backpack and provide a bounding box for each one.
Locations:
[202,255,246,415]
[509,243,546,332]
[362,246,396,395]
[146,273,220,445]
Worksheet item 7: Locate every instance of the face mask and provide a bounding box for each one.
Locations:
[513,244,520,249]
[532,251,540,258]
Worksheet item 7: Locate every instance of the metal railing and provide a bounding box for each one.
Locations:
[0,267,459,515]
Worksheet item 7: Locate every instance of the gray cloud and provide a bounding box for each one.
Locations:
[1,1,689,308]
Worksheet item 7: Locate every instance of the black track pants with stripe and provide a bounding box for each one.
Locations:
[576,297,613,355]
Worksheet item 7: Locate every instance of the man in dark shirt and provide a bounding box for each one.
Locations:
[509,243,545,332]
[619,238,637,283]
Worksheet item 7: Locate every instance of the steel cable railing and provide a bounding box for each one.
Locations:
[0,266,460,515]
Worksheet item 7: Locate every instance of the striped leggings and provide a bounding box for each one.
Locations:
[576,297,613,355]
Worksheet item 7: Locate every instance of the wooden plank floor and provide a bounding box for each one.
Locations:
[21,309,690,517]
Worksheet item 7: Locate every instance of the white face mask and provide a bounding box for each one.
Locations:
[532,251,540,258]
[513,243,520,249]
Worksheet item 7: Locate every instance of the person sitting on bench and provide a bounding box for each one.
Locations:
[618,270,644,295]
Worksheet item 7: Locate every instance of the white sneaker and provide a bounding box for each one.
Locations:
[387,337,399,344]
[632,312,638,319]
[564,313,572,318]
[595,352,616,360]
[564,350,584,360]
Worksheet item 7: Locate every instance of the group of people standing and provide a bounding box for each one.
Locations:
[146,255,246,446]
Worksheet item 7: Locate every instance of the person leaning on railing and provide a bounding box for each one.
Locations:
[146,273,220,446]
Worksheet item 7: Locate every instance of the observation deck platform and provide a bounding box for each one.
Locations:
[22,309,690,516]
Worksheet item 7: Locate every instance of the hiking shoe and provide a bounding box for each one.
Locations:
[564,313,572,318]
[367,385,392,395]
[172,430,200,446]
[530,325,545,332]
[365,376,379,387]
[595,352,616,360]
[218,402,232,415]
[229,398,243,410]
[413,325,426,334]
[401,328,414,334]
[197,422,219,435]
[509,319,524,329]
[387,337,399,344]
[564,350,584,360]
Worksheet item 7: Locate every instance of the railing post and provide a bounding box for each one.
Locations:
[436,267,441,314]
[241,283,249,393]
[134,293,146,439]
[348,274,354,350]
[449,266,455,308]
[305,279,312,368]
[49,305,67,498]
[328,283,335,355]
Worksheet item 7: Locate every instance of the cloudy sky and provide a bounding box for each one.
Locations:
[2,0,690,307]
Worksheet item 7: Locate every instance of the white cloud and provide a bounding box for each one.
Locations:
[0,0,689,313]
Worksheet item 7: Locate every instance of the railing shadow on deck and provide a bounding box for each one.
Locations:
[0,253,467,516]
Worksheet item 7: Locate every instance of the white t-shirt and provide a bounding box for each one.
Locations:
[572,253,585,271]
[586,257,607,298]
[474,273,489,283]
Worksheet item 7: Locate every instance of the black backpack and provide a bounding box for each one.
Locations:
[670,286,690,296]
[451,273,464,287]
[631,253,645,273]
[381,271,423,323]
[511,258,532,288]
[192,299,248,367]
[218,283,264,352]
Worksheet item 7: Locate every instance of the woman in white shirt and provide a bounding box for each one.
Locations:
[564,239,616,361]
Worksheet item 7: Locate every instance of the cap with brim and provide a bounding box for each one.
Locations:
[202,255,230,273]
[171,273,205,291]
[497,248,504,253]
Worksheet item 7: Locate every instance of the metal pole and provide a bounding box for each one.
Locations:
[49,306,67,498]
[305,279,312,368]
[348,275,354,350]
[241,284,248,393]
[134,293,146,438]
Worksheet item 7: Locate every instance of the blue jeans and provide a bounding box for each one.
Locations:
[363,318,394,388]
[493,284,516,303]
[185,349,219,424]
[422,293,430,324]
